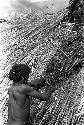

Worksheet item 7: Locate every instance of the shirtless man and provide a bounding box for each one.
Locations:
[7,64,55,125]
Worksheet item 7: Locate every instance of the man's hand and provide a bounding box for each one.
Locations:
[47,85,55,93]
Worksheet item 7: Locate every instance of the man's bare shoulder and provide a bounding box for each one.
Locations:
[8,83,34,96]
[14,84,33,94]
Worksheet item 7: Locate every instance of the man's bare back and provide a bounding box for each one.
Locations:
[8,84,31,125]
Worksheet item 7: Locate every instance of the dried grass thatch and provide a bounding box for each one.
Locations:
[0,0,84,125]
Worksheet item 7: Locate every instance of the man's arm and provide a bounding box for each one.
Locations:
[18,84,55,101]
[28,85,55,101]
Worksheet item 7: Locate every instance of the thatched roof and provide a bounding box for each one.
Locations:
[0,0,84,124]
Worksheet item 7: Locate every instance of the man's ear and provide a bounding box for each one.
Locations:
[20,77,28,85]
[20,77,25,84]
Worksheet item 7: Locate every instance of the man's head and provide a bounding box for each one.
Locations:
[9,64,31,83]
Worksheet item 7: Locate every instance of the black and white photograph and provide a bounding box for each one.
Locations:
[0,0,84,125]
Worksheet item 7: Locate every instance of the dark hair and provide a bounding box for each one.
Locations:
[9,64,31,82]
